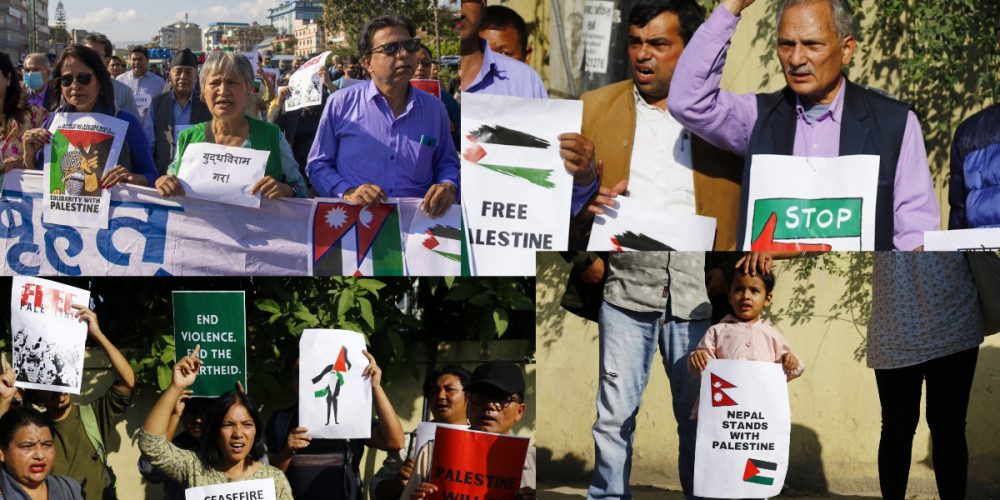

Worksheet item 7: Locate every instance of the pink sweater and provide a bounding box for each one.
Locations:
[696,314,805,379]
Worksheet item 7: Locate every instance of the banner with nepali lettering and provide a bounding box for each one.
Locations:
[428,426,530,500]
[742,155,879,251]
[0,171,465,276]
[43,113,128,229]
[10,277,89,394]
[693,359,790,499]
[461,93,578,276]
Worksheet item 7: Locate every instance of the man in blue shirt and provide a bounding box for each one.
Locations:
[306,15,460,217]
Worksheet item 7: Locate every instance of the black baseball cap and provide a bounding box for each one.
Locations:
[466,360,525,398]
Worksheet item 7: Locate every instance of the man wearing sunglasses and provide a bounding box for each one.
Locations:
[402,360,535,500]
[307,15,460,218]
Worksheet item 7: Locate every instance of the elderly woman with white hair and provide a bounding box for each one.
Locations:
[155,51,307,199]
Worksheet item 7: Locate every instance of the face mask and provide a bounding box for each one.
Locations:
[23,71,44,91]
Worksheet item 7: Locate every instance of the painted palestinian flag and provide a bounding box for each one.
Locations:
[751,211,833,252]
[743,458,777,485]
[422,224,462,262]
[611,231,674,251]
[313,202,404,276]
[463,129,556,189]
[49,128,115,197]
[710,373,738,407]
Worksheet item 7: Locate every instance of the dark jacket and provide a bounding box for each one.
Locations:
[949,103,1000,229]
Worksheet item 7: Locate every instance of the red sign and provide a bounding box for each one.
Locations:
[412,79,442,99]
[428,427,530,500]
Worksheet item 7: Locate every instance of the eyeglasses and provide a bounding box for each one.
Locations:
[468,390,521,408]
[369,38,422,56]
[59,72,94,87]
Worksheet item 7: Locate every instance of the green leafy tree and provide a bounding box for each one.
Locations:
[323,0,454,55]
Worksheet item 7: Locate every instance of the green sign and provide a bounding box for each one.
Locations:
[751,198,862,240]
[173,291,247,397]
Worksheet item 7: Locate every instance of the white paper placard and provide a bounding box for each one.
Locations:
[285,51,330,111]
[415,421,468,459]
[588,195,716,251]
[299,329,372,439]
[185,478,275,500]
[924,228,1000,251]
[461,93,580,276]
[176,142,270,209]
[742,154,879,251]
[42,112,128,229]
[10,277,90,394]
[694,359,791,499]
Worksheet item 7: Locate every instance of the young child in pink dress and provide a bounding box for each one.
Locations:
[688,269,804,381]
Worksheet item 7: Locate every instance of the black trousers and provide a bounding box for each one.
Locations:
[874,346,979,500]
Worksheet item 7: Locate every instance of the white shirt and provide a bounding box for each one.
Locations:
[626,86,696,213]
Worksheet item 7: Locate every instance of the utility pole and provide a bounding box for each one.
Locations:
[433,0,441,62]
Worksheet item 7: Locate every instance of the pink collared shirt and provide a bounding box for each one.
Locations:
[696,314,805,379]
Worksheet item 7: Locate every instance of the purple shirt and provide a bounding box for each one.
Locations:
[306,80,459,198]
[468,39,596,216]
[668,5,939,250]
[26,86,46,109]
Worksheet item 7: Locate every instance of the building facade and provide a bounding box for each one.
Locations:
[293,18,323,58]
[0,0,49,59]
[266,0,322,36]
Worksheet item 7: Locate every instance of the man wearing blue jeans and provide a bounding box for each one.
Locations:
[590,252,714,500]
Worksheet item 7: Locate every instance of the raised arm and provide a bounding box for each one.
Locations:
[74,305,136,394]
[145,346,201,436]
[363,351,405,451]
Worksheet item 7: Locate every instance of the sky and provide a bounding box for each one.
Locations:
[61,0,275,47]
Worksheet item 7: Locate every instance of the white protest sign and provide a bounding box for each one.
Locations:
[694,359,790,499]
[588,196,716,251]
[185,478,275,500]
[299,329,372,439]
[9,277,90,394]
[924,228,1000,251]
[243,51,261,76]
[583,0,615,74]
[43,113,128,229]
[742,154,879,251]
[135,94,152,124]
[415,421,468,459]
[399,199,462,276]
[285,51,330,111]
[175,142,270,209]
[461,92,578,276]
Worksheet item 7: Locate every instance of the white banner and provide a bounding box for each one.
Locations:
[10,277,89,394]
[176,143,270,209]
[0,171,463,276]
[399,199,462,276]
[43,113,128,229]
[299,329,372,439]
[414,421,468,459]
[742,154,879,251]
[285,51,330,111]
[588,196,716,251]
[694,359,790,499]
[185,478,275,500]
[461,93,578,276]
[924,228,1000,251]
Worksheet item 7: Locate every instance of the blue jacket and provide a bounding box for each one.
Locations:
[949,104,1000,229]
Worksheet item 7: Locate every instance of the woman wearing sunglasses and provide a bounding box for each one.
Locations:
[154,51,307,200]
[0,51,47,173]
[21,44,157,187]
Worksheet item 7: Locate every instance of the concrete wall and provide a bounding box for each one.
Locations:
[61,339,535,499]
[536,252,1000,497]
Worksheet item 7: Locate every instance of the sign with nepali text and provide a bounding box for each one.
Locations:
[588,195,716,251]
[299,329,371,439]
[428,427,530,500]
[583,0,615,74]
[185,478,275,500]
[742,155,878,251]
[461,93,577,275]
[694,359,790,498]
[43,113,128,229]
[173,291,247,397]
[176,143,270,209]
[10,277,89,394]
